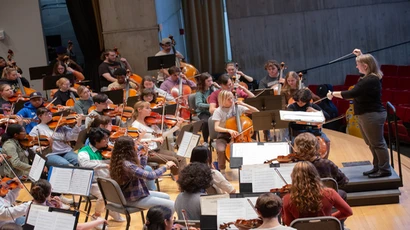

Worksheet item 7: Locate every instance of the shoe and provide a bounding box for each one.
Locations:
[363,168,378,176]
[368,171,392,178]
[59,195,73,204]
[59,203,70,210]
[213,162,219,171]
[92,215,107,230]
[109,211,126,222]
[202,142,209,148]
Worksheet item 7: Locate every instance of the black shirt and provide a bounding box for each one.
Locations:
[53,90,79,106]
[0,98,11,114]
[341,74,385,115]
[0,77,30,92]
[287,102,330,132]
[98,61,122,88]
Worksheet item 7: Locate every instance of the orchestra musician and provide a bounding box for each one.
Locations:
[281,71,320,103]
[109,136,176,214]
[155,38,184,86]
[51,61,84,82]
[0,84,13,114]
[107,68,138,91]
[0,67,30,92]
[208,74,255,114]
[159,66,196,94]
[327,49,392,178]
[0,177,30,227]
[73,85,93,115]
[143,205,174,230]
[141,76,175,102]
[78,128,125,224]
[258,60,285,89]
[174,162,213,220]
[16,92,45,134]
[85,94,110,128]
[282,161,353,227]
[140,88,157,104]
[287,89,331,159]
[225,62,256,90]
[213,91,259,175]
[195,73,215,144]
[0,57,6,74]
[51,46,83,73]
[52,77,78,106]
[98,49,132,90]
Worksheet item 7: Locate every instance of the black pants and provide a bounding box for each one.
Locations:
[198,112,211,143]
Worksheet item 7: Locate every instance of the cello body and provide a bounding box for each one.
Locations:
[224,115,254,161]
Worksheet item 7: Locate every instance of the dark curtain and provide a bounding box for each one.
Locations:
[66,0,103,92]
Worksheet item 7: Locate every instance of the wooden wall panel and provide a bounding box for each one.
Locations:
[226,0,410,86]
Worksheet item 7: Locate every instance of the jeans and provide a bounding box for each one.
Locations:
[128,191,174,214]
[144,165,157,191]
[46,151,79,167]
[357,111,391,173]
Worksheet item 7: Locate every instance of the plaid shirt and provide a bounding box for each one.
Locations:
[312,158,349,188]
[121,156,167,202]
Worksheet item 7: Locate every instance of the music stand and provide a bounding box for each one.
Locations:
[126,96,140,107]
[264,95,286,110]
[252,110,289,131]
[251,89,274,97]
[244,97,265,111]
[101,89,124,105]
[152,103,177,115]
[147,54,176,71]
[29,65,53,80]
[43,74,75,91]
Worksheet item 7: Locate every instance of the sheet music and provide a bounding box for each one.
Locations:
[26,204,49,226]
[200,194,229,215]
[252,168,277,192]
[177,131,200,158]
[34,211,56,230]
[70,169,93,196]
[55,212,77,230]
[232,142,290,165]
[49,167,73,193]
[280,110,325,123]
[29,154,46,182]
[217,198,259,229]
[240,164,269,183]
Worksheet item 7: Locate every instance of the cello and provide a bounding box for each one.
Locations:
[224,86,254,161]
[273,62,286,95]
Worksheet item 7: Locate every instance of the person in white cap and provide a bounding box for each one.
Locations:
[155,38,184,86]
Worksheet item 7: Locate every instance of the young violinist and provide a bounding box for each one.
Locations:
[1,124,31,178]
[16,92,45,134]
[141,76,175,102]
[213,90,259,174]
[0,67,30,92]
[107,68,138,91]
[78,128,125,225]
[225,62,256,90]
[195,73,215,144]
[0,177,31,227]
[73,85,93,115]
[236,193,296,230]
[287,89,331,159]
[30,179,110,230]
[159,66,196,94]
[131,101,187,179]
[29,107,84,167]
[143,205,174,230]
[52,77,78,106]
[190,146,236,194]
[259,60,285,89]
[109,136,176,213]
[85,93,110,128]
[282,161,353,227]
[281,71,320,103]
[0,84,13,114]
[140,88,157,104]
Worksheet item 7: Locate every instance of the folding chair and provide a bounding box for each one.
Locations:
[208,116,218,152]
[290,216,342,230]
[321,177,339,192]
[97,178,146,230]
[188,93,200,121]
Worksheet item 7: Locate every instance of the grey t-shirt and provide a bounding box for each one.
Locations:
[212,105,248,128]
[174,192,204,220]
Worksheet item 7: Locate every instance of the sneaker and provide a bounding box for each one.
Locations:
[59,195,73,204]
[60,203,70,210]
[109,211,125,222]
[92,215,107,230]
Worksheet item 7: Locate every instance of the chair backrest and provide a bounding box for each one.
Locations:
[97,177,128,206]
[321,177,339,192]
[290,216,342,230]
[188,93,197,111]
[73,128,89,151]
[208,116,218,140]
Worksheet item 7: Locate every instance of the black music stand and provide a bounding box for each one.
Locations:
[252,110,289,131]
[152,103,177,115]
[147,54,176,71]
[29,65,53,80]
[126,96,140,107]
[43,74,75,90]
[244,95,285,111]
[101,89,124,105]
[251,89,275,97]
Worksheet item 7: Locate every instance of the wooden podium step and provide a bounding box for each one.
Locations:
[346,189,401,206]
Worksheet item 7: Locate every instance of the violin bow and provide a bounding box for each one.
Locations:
[46,97,58,108]
[0,154,34,199]
[181,209,190,229]
[51,113,64,139]
[254,88,266,98]
[229,125,254,140]
[4,102,17,134]
[150,152,178,169]
[284,138,298,153]
[274,168,289,185]
[247,199,258,215]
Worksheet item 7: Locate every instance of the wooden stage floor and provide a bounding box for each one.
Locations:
[17,129,410,229]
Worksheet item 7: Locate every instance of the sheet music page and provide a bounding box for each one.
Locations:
[185,134,200,158]
[26,204,49,226]
[239,142,289,165]
[54,212,77,230]
[280,110,325,123]
[49,167,73,194]
[29,154,46,182]
[34,211,56,230]
[70,169,93,196]
[177,131,193,157]
[252,167,276,192]
[244,197,259,218]
[240,164,269,183]
[217,198,259,229]
[200,194,229,215]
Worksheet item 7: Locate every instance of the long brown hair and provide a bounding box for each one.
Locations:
[197,72,212,93]
[356,54,383,79]
[290,161,325,213]
[109,136,140,185]
[281,71,299,98]
[294,132,320,161]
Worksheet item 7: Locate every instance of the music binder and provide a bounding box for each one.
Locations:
[47,166,94,196]
[28,153,47,182]
[176,131,200,158]
[24,203,79,230]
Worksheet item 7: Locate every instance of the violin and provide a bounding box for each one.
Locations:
[110,127,140,140]
[19,135,51,148]
[88,104,134,121]
[0,115,39,126]
[144,112,185,127]
[101,144,114,159]
[219,218,263,230]
[0,177,20,197]
[270,184,292,198]
[264,153,298,164]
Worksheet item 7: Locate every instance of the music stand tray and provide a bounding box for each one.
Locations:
[101,89,124,105]
[43,74,75,91]
[29,65,53,80]
[252,110,289,131]
[152,103,177,115]
[147,54,176,71]
[126,96,139,107]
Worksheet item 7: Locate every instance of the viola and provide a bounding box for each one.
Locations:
[264,153,298,164]
[19,135,51,148]
[0,177,19,197]
[270,184,292,197]
[219,218,263,230]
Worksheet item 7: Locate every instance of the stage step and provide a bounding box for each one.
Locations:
[346,189,401,207]
[340,165,402,193]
